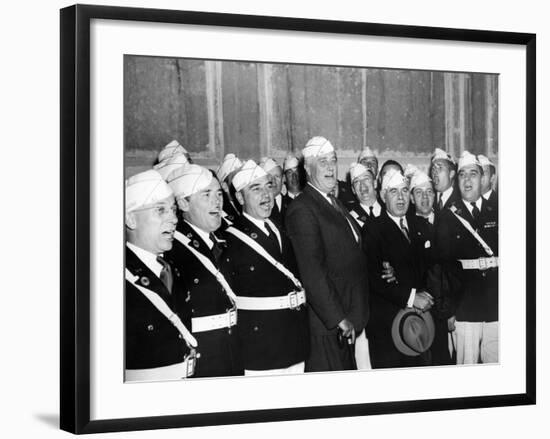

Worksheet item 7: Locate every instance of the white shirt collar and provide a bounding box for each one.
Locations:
[386,211,408,230]
[463,197,483,215]
[185,220,213,249]
[275,193,282,209]
[126,242,163,278]
[440,185,454,206]
[360,200,381,217]
[242,212,281,247]
[287,191,299,199]
[482,189,493,201]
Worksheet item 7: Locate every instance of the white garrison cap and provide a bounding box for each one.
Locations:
[232,160,267,192]
[410,171,432,190]
[357,146,376,161]
[381,168,408,192]
[302,136,335,158]
[155,154,189,180]
[458,151,481,171]
[157,140,188,164]
[259,157,281,173]
[349,162,372,182]
[403,163,420,179]
[126,169,173,213]
[283,154,299,171]
[216,153,243,182]
[166,164,213,198]
[431,147,455,164]
[477,154,495,168]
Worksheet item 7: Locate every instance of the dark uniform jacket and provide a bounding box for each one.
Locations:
[286,184,369,371]
[362,211,429,367]
[435,186,461,213]
[433,198,498,322]
[125,245,191,370]
[222,191,241,224]
[222,215,309,370]
[348,202,383,231]
[167,221,243,378]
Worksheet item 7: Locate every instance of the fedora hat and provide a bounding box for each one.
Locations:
[391,308,435,356]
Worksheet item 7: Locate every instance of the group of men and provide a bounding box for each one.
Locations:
[124,135,498,381]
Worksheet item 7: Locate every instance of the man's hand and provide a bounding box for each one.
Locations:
[447,315,456,332]
[413,290,434,313]
[381,261,397,284]
[338,318,356,344]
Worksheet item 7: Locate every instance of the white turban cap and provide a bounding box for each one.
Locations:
[302,136,335,158]
[216,153,243,182]
[126,170,173,213]
[381,168,408,192]
[458,151,481,171]
[232,160,267,192]
[166,164,213,198]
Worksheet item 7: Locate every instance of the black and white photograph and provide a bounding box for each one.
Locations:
[52,2,539,436]
[124,56,500,380]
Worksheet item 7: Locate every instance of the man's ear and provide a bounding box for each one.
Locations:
[235,190,245,207]
[177,196,190,213]
[410,192,416,205]
[449,169,456,181]
[125,211,137,230]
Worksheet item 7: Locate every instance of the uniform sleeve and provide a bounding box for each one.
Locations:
[285,202,346,330]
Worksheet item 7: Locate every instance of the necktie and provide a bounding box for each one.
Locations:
[437,194,443,211]
[369,206,374,217]
[156,256,173,294]
[264,221,281,253]
[399,218,410,243]
[329,194,361,245]
[470,202,481,220]
[210,233,223,264]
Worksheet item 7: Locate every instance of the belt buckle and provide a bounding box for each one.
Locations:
[288,291,298,309]
[228,309,237,327]
[479,257,487,270]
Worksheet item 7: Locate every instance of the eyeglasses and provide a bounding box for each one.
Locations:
[132,203,177,218]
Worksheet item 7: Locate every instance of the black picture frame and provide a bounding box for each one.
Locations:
[60,4,536,434]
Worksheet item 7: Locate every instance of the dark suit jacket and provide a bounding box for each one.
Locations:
[286,184,370,336]
[269,194,291,230]
[125,245,191,370]
[222,216,309,370]
[167,221,243,377]
[363,211,428,335]
[433,198,498,322]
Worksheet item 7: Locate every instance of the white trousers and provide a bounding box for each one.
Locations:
[245,361,305,376]
[354,329,372,370]
[450,321,499,364]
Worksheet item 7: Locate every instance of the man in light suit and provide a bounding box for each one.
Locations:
[286,136,369,371]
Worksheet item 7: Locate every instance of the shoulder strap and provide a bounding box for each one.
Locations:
[449,206,494,256]
[174,231,237,304]
[125,268,197,348]
[226,226,303,290]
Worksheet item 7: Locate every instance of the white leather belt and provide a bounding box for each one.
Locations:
[125,356,195,382]
[458,256,499,270]
[191,309,237,333]
[235,290,306,311]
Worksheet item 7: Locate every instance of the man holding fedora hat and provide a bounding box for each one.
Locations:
[363,168,435,368]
